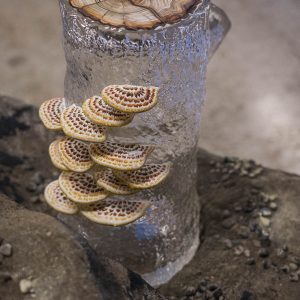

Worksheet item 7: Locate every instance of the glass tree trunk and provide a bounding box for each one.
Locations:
[59,0,230,286]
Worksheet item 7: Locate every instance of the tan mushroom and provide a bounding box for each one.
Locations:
[39,98,65,130]
[69,0,198,30]
[89,141,154,171]
[114,162,171,189]
[61,104,106,142]
[94,168,136,195]
[49,139,69,171]
[82,96,134,127]
[44,180,78,215]
[59,171,109,204]
[58,137,94,172]
[101,85,159,113]
[80,198,151,226]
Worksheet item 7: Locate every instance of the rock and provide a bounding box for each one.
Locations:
[281,265,290,273]
[0,243,12,257]
[260,208,272,217]
[19,279,33,294]
[269,202,278,211]
[238,226,250,239]
[234,245,244,256]
[240,290,256,300]
[258,248,270,258]
[0,194,164,300]
[0,271,12,283]
[223,238,233,249]
[245,258,255,266]
[289,272,299,282]
[221,217,236,229]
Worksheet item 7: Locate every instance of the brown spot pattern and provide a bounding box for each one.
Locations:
[82,96,134,127]
[89,141,154,170]
[102,85,159,113]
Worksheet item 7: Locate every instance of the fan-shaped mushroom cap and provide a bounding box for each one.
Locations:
[114,162,171,189]
[49,139,69,171]
[44,180,78,214]
[82,96,134,127]
[58,137,94,172]
[101,85,159,113]
[61,104,106,142]
[89,142,154,171]
[94,168,136,195]
[39,98,65,130]
[69,0,198,30]
[80,198,151,226]
[59,171,109,203]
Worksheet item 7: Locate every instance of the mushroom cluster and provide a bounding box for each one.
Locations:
[39,85,171,226]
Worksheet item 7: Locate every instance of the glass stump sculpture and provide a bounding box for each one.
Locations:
[41,0,230,286]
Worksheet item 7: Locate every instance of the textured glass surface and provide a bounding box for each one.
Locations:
[59,0,227,286]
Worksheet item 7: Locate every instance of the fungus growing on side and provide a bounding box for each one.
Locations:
[101,85,159,113]
[114,163,171,189]
[61,104,106,142]
[69,0,198,30]
[49,139,69,171]
[39,98,65,130]
[82,96,133,127]
[59,171,109,203]
[39,84,171,226]
[89,142,154,171]
[80,198,151,226]
[44,180,78,215]
[58,137,94,172]
[94,168,136,195]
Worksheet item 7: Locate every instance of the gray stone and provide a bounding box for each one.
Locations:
[0,194,164,300]
[0,243,12,257]
[19,279,33,294]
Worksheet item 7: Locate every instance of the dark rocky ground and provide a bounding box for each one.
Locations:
[0,95,300,299]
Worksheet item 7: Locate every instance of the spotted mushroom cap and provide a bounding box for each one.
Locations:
[59,171,109,203]
[61,104,106,142]
[80,198,151,226]
[101,85,159,113]
[49,139,69,171]
[82,96,134,127]
[44,180,78,215]
[39,98,65,130]
[114,162,171,189]
[89,142,154,171]
[94,168,136,195]
[58,137,94,172]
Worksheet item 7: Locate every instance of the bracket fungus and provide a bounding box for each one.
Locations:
[58,137,94,172]
[61,104,106,142]
[94,168,136,195]
[80,199,151,226]
[45,180,78,215]
[82,96,134,127]
[39,98,65,130]
[69,0,199,30]
[59,172,109,203]
[49,139,69,171]
[89,142,155,171]
[39,84,171,226]
[114,163,171,189]
[102,85,159,113]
